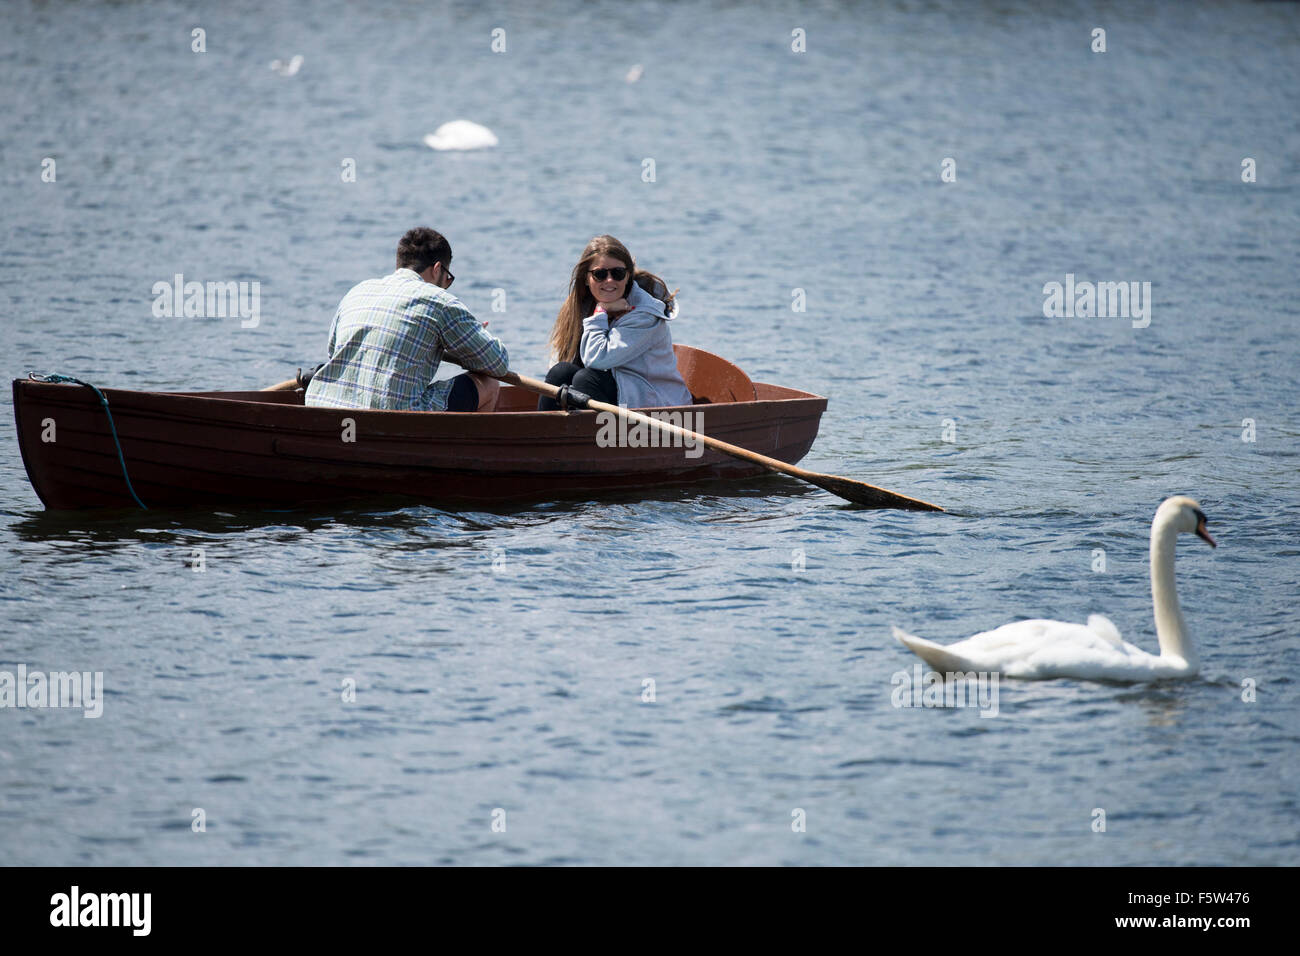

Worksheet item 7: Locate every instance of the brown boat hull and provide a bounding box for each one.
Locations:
[13,378,826,511]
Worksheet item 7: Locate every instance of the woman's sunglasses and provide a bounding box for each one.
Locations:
[589,267,628,282]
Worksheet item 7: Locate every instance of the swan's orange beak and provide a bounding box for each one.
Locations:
[1195,517,1217,548]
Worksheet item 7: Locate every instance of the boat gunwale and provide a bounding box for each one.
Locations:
[120,382,826,411]
[11,380,826,432]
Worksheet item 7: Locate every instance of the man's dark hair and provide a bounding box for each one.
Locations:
[396,227,452,274]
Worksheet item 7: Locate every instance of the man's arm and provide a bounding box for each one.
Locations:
[439,300,509,376]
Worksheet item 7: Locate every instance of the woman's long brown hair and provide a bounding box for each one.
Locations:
[548,235,677,364]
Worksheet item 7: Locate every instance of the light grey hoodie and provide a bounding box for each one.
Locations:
[580,281,693,408]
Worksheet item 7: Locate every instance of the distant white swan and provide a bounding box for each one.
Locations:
[423,120,498,151]
[894,496,1217,681]
[270,55,304,77]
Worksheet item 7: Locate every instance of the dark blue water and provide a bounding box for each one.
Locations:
[1,0,1297,865]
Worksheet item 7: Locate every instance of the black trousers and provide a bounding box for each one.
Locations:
[537,361,618,410]
[445,373,479,411]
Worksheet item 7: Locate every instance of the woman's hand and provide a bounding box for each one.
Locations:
[601,298,630,317]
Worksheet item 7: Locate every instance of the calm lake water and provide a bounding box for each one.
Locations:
[1,0,1298,865]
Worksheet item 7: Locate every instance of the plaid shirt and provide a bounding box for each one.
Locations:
[305,269,509,411]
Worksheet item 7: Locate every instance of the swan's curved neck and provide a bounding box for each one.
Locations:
[1150,515,1196,668]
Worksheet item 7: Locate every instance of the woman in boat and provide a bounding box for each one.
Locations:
[538,235,693,411]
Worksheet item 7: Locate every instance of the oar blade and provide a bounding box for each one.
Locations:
[807,472,944,511]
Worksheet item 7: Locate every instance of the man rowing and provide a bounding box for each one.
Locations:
[304,227,508,412]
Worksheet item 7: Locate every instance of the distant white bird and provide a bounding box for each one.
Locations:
[894,496,1217,681]
[625,64,644,84]
[270,55,304,77]
[423,120,498,151]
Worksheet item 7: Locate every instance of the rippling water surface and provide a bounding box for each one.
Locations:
[1,0,1298,865]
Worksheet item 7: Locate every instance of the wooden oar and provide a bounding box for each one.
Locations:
[263,377,302,391]
[500,370,944,512]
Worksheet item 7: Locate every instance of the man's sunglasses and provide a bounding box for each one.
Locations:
[590,267,628,282]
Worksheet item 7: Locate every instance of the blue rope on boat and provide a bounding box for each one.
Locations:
[28,372,148,510]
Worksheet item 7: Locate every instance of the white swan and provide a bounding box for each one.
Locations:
[423,120,498,151]
[269,55,304,77]
[894,496,1216,681]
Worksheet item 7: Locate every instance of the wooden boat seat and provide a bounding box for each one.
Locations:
[673,344,757,404]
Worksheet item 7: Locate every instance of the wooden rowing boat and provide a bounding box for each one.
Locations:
[13,346,828,510]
